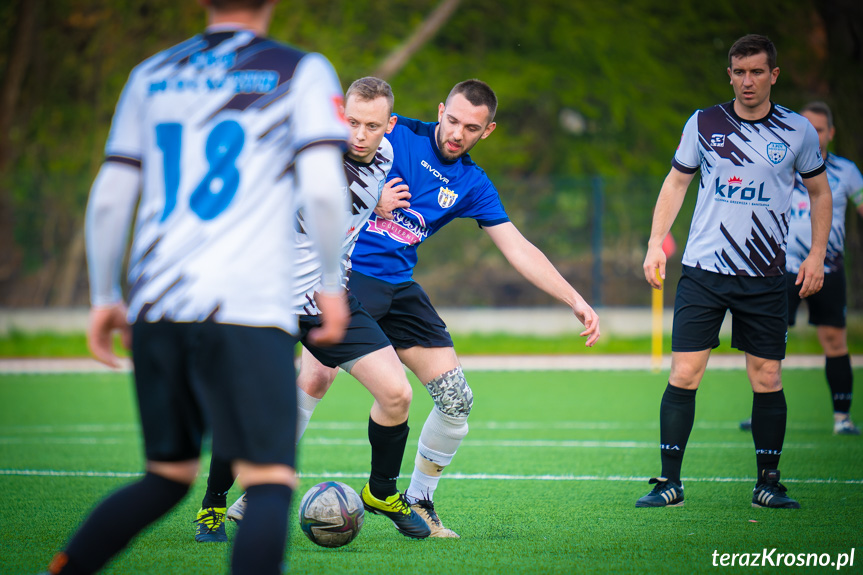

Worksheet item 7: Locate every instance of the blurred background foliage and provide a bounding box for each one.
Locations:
[0,0,861,308]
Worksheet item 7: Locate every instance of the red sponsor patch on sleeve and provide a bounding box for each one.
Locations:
[333,95,347,124]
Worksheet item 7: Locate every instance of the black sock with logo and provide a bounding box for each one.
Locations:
[368,417,410,500]
[751,389,787,480]
[659,383,696,485]
[826,354,853,414]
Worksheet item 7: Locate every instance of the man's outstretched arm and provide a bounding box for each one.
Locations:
[484,222,600,346]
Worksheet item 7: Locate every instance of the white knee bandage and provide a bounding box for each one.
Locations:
[417,408,468,468]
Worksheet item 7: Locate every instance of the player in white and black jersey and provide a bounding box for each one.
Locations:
[43,1,350,574]
[638,35,833,510]
[200,78,430,541]
[292,130,396,316]
[741,102,863,435]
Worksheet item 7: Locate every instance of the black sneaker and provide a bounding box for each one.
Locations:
[635,477,684,507]
[752,470,800,509]
[360,484,431,539]
[739,418,752,431]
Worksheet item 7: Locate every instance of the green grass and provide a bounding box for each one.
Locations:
[1,368,862,574]
[3,325,861,357]
[0,331,95,358]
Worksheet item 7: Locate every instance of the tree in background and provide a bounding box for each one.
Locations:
[1,0,860,308]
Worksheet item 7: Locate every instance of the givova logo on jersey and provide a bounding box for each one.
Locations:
[438,187,458,208]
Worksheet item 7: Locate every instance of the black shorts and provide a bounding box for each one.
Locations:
[299,293,391,368]
[787,268,846,328]
[132,321,298,466]
[347,271,454,349]
[671,265,787,360]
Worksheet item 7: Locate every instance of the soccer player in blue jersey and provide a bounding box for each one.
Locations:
[43,1,350,573]
[637,35,833,510]
[288,79,601,537]
[197,77,430,542]
[740,101,863,435]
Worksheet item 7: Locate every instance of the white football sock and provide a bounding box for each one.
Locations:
[405,408,468,503]
[296,387,321,441]
[405,462,440,504]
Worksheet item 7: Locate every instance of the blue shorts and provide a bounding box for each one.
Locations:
[787,268,846,328]
[671,265,787,360]
[347,271,453,349]
[132,321,298,466]
[299,293,392,368]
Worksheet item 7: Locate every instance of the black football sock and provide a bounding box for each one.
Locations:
[368,416,410,500]
[826,354,853,414]
[659,383,696,485]
[231,483,292,575]
[201,453,235,509]
[56,472,189,574]
[751,389,787,480]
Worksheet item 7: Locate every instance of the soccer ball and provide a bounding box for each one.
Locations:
[298,481,364,548]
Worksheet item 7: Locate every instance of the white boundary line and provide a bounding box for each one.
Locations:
[0,420,835,432]
[301,438,820,449]
[3,355,861,373]
[0,436,821,449]
[2,468,860,485]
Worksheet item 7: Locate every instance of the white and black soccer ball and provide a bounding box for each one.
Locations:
[298,481,364,548]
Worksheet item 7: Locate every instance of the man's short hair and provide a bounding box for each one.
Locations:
[447,79,497,123]
[345,77,394,115]
[728,34,777,70]
[801,101,834,129]
[209,0,269,10]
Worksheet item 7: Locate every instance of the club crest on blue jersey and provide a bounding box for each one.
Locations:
[767,142,788,164]
[438,187,458,208]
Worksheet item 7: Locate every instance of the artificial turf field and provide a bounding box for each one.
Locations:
[1,367,861,574]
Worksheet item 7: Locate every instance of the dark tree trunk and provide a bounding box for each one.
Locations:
[0,0,42,286]
[814,0,863,310]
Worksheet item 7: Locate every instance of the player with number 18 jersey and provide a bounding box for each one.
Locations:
[94,29,348,334]
[54,3,351,572]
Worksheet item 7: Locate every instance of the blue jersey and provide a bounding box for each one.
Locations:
[350,115,509,283]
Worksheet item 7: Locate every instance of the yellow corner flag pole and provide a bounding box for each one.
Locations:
[651,233,676,373]
[651,269,663,372]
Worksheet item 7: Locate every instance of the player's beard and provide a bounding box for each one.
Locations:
[436,129,469,161]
